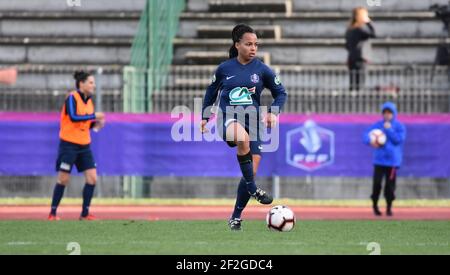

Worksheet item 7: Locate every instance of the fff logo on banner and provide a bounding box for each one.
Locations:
[286,120,335,171]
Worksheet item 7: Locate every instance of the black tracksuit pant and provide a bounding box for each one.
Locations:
[371,165,397,208]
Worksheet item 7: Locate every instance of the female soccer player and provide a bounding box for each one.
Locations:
[200,24,287,230]
[48,71,105,221]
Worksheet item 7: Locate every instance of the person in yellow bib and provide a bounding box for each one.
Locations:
[48,71,105,221]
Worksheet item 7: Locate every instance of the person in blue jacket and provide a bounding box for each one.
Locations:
[364,102,406,216]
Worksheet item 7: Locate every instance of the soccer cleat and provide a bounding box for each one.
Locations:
[48,214,61,221]
[252,188,273,205]
[228,218,242,231]
[373,206,382,216]
[386,208,393,217]
[79,214,98,221]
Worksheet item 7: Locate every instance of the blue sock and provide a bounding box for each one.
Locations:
[81,184,95,217]
[231,178,251,219]
[50,183,66,215]
[237,152,257,195]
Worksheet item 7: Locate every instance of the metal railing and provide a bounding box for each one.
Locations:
[1,65,449,113]
[0,89,123,113]
[125,65,450,114]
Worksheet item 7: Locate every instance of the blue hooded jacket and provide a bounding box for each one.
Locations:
[363,102,407,168]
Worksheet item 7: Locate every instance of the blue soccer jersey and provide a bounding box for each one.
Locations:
[202,58,287,120]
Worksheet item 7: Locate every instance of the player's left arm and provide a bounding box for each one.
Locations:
[90,99,106,132]
[263,66,288,127]
[90,119,105,132]
[384,122,406,145]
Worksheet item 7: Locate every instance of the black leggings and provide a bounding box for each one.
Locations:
[371,165,397,205]
[348,61,366,91]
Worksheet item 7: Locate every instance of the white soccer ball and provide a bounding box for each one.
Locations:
[369,129,387,146]
[266,205,296,232]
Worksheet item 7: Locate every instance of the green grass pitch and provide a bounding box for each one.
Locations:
[1,220,449,255]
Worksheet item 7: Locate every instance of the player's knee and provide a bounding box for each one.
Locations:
[59,180,70,186]
[235,132,250,147]
[84,168,97,185]
[86,175,97,185]
[87,180,97,186]
[236,139,249,146]
[236,140,250,151]
[58,173,70,186]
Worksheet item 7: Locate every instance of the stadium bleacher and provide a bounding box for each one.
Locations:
[0,0,448,101]
[177,0,448,65]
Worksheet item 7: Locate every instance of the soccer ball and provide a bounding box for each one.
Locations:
[266,205,296,232]
[369,129,387,146]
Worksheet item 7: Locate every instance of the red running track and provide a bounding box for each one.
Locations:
[1,206,450,221]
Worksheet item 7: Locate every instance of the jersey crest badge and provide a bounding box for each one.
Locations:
[250,74,260,84]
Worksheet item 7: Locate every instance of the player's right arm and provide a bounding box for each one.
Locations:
[201,66,223,133]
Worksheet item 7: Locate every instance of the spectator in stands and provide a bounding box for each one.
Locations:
[345,7,376,91]
[363,102,406,217]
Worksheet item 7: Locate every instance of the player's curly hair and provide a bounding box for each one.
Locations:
[229,24,256,59]
[73,70,92,89]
